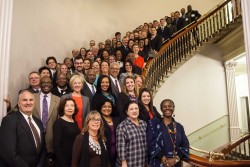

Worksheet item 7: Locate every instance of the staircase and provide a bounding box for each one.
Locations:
[142,0,242,96]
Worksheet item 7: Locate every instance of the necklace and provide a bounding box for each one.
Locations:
[89,136,101,155]
[165,121,177,157]
[105,118,112,123]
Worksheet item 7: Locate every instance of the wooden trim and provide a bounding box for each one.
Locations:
[142,0,233,78]
[220,133,250,154]
[185,154,250,166]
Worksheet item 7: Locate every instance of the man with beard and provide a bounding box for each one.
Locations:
[32,76,60,166]
[72,56,85,78]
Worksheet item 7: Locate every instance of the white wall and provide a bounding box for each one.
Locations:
[8,0,222,105]
[154,45,229,135]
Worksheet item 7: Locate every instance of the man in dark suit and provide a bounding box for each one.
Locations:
[120,36,130,61]
[23,71,41,93]
[82,69,96,109]
[0,90,46,167]
[172,11,187,31]
[51,72,71,97]
[165,17,177,40]
[149,27,163,52]
[185,5,201,24]
[109,62,121,98]
[157,18,169,41]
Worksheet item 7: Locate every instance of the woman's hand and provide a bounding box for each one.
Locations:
[3,95,11,109]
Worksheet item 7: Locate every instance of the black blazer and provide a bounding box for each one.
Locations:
[138,102,162,122]
[0,111,46,167]
[172,17,187,31]
[51,86,71,97]
[81,82,95,109]
[149,34,163,52]
[102,116,120,167]
[185,10,201,24]
[116,92,131,121]
[157,26,169,40]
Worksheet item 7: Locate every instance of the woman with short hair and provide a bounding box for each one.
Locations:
[61,75,90,130]
[53,98,80,167]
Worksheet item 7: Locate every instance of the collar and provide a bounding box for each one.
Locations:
[40,92,51,98]
[57,86,67,92]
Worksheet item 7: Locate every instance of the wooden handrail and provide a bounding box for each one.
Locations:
[142,0,242,93]
[185,154,250,166]
[220,133,250,154]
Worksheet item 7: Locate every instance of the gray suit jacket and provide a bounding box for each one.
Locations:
[61,93,90,128]
[33,93,60,152]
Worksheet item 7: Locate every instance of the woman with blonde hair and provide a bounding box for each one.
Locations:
[117,76,139,121]
[61,75,90,130]
[71,111,110,167]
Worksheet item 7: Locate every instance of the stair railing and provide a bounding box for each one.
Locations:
[142,0,242,94]
[185,134,250,166]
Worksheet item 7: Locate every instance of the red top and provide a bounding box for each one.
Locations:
[72,96,83,130]
[133,55,144,69]
[149,110,154,119]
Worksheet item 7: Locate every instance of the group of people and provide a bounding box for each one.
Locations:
[0,89,189,167]
[0,5,199,167]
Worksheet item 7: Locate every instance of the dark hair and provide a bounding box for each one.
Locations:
[138,88,154,112]
[58,98,78,118]
[160,99,175,111]
[125,101,139,113]
[96,74,112,93]
[115,32,121,36]
[95,98,113,114]
[46,56,57,65]
[100,60,110,68]
[38,66,52,78]
[124,59,134,72]
[79,47,87,56]
[100,49,110,60]
[74,56,84,63]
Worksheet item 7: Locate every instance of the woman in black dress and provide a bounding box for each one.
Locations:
[53,98,80,167]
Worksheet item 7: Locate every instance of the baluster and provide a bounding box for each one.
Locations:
[219,9,222,30]
[222,6,226,28]
[243,140,247,159]
[226,2,230,24]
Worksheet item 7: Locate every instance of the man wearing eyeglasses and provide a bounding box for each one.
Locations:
[72,56,85,78]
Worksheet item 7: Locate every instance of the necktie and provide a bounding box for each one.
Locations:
[61,89,65,94]
[115,79,119,92]
[91,85,95,95]
[28,117,41,152]
[42,94,48,131]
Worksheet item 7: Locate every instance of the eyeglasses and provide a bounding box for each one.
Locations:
[90,118,101,123]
